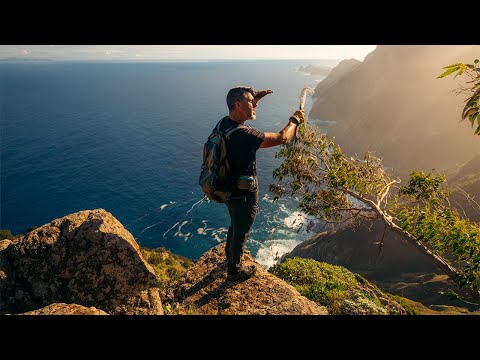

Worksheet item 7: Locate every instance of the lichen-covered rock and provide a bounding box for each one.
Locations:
[1,209,162,315]
[21,303,108,315]
[172,244,328,315]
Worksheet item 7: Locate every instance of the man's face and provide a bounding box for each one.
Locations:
[239,93,257,120]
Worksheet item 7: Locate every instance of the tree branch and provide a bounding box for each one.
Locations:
[341,186,460,280]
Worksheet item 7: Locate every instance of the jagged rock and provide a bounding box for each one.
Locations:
[20,303,108,315]
[1,209,163,315]
[1,239,38,313]
[172,244,328,315]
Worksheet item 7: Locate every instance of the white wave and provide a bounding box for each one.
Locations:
[211,227,228,242]
[163,222,179,237]
[174,220,191,241]
[284,211,304,229]
[284,211,324,235]
[185,197,205,217]
[254,239,303,269]
[160,204,168,210]
[197,220,209,235]
[138,220,164,235]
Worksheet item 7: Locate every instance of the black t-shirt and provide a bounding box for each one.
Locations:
[218,116,265,195]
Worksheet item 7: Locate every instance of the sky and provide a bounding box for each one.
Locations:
[0,45,377,61]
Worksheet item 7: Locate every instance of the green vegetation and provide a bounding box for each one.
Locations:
[0,229,14,240]
[269,258,407,314]
[270,123,480,297]
[392,172,480,294]
[141,246,193,287]
[162,302,198,315]
[437,59,480,135]
[140,246,196,314]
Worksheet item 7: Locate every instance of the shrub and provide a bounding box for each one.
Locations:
[270,257,407,315]
[0,229,14,240]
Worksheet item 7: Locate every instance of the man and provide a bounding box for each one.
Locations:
[220,86,305,281]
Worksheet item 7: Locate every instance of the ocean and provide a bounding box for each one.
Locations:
[0,60,336,268]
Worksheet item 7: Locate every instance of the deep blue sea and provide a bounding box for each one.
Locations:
[0,60,336,267]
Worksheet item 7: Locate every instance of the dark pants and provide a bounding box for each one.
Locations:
[225,191,259,274]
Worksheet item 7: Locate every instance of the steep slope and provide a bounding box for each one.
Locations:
[310,45,480,177]
[270,257,408,315]
[449,153,480,222]
[282,219,478,312]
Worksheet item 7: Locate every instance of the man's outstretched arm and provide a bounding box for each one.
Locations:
[260,110,305,148]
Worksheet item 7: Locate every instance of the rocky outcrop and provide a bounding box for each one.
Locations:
[298,64,332,76]
[20,303,108,315]
[0,209,163,315]
[283,219,440,275]
[309,45,480,178]
[171,244,328,315]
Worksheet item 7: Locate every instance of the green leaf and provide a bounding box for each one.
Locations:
[475,124,480,135]
[465,95,480,106]
[437,66,460,79]
[454,68,465,78]
[463,107,478,120]
[472,87,480,98]
[442,63,463,69]
[446,289,459,300]
[469,111,479,126]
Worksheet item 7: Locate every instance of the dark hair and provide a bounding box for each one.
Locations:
[226,86,255,111]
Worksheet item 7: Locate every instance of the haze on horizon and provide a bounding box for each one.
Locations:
[0,45,377,62]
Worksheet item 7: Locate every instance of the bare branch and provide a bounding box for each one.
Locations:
[453,186,480,216]
[339,185,459,279]
[377,179,399,208]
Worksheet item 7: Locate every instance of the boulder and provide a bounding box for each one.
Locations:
[1,209,163,315]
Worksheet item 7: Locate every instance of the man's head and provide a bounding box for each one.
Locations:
[226,86,273,121]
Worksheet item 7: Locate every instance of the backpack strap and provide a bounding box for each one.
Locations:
[216,116,245,139]
[225,125,244,138]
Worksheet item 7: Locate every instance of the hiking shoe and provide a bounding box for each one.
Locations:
[227,264,256,282]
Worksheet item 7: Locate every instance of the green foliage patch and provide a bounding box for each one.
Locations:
[0,229,14,240]
[140,246,194,289]
[270,258,407,314]
[438,59,480,135]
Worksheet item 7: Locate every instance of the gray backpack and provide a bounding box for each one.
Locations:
[199,117,244,203]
